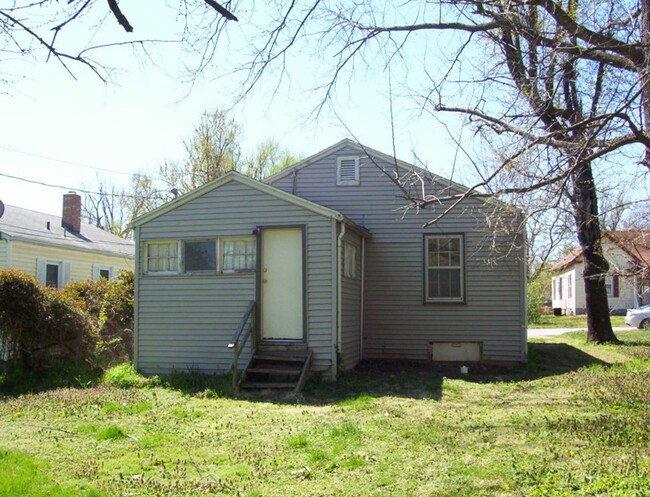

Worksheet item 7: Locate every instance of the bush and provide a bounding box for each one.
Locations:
[0,269,134,372]
[102,364,150,388]
[61,270,134,364]
[528,272,551,325]
[0,270,47,369]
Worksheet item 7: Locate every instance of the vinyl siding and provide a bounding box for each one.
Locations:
[135,179,336,377]
[554,241,641,314]
[269,145,526,363]
[7,240,134,283]
[339,228,362,370]
[0,239,8,268]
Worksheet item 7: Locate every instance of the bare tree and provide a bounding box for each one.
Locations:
[159,110,242,194]
[219,0,650,343]
[0,1,238,82]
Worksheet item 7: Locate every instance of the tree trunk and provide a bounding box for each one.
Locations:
[572,161,619,343]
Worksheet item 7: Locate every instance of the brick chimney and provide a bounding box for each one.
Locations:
[62,191,81,233]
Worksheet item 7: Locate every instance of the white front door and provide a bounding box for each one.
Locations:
[261,227,304,340]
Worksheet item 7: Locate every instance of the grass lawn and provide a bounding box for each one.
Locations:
[1,330,649,497]
[530,314,627,329]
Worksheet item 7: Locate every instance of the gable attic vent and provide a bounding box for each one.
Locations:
[337,157,359,186]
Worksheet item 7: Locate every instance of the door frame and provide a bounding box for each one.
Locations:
[255,224,307,343]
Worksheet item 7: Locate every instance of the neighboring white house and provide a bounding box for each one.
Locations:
[0,193,134,287]
[552,231,650,315]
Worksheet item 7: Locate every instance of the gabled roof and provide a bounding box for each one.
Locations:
[0,204,134,258]
[131,170,370,236]
[265,138,470,195]
[552,230,650,272]
[604,230,650,267]
[551,247,583,272]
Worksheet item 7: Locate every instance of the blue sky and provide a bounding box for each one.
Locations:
[0,3,465,217]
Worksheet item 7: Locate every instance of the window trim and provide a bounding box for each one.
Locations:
[45,262,62,288]
[183,239,218,274]
[144,240,181,275]
[605,275,619,298]
[93,264,114,281]
[336,156,360,186]
[220,236,257,273]
[424,233,465,304]
[143,238,258,276]
[343,241,357,279]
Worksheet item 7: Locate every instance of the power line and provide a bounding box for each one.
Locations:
[0,143,135,176]
[0,171,170,200]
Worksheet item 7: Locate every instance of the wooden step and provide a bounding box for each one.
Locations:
[237,349,313,394]
[240,381,297,389]
[253,353,308,363]
[247,367,303,375]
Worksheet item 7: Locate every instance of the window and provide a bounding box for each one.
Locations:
[605,275,619,298]
[337,157,359,186]
[146,241,180,273]
[221,238,256,272]
[145,238,257,275]
[46,263,60,288]
[567,275,572,299]
[37,258,70,288]
[93,265,114,281]
[343,242,357,279]
[425,235,464,302]
[184,240,216,272]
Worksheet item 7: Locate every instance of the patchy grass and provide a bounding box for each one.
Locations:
[530,314,627,329]
[1,332,649,496]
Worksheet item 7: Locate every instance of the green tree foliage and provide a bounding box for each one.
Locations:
[159,110,243,194]
[84,110,299,236]
[0,269,134,371]
[528,271,552,325]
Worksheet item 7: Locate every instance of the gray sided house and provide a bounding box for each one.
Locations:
[132,140,527,382]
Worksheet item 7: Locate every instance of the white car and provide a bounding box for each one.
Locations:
[625,305,650,329]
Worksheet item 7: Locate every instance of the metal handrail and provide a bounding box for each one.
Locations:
[228,300,255,392]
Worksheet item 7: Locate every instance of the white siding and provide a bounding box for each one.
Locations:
[557,241,642,314]
[7,240,133,284]
[135,180,337,377]
[0,238,9,268]
[269,145,527,363]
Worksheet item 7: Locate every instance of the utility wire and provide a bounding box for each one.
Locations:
[0,143,135,176]
[0,171,171,200]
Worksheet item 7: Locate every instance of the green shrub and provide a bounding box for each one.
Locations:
[102,364,150,388]
[528,274,551,325]
[0,269,134,373]
[61,270,134,364]
[0,270,47,369]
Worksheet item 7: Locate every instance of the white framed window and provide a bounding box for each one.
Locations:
[605,275,619,298]
[221,237,256,272]
[425,234,464,303]
[184,240,217,272]
[37,257,71,289]
[145,241,180,274]
[343,242,357,279]
[46,262,61,288]
[92,265,114,281]
[337,156,360,186]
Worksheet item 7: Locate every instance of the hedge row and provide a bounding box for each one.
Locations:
[0,269,133,371]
